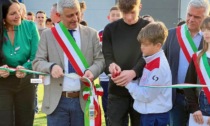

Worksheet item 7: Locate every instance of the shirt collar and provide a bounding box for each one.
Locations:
[198,30,202,36]
[187,29,202,37]
[143,50,163,63]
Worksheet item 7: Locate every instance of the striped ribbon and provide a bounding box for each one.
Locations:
[1,67,207,89]
[0,67,47,75]
[82,77,102,126]
[139,84,210,88]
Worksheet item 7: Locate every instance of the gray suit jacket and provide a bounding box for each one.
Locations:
[33,24,105,115]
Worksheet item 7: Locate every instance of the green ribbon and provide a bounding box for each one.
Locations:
[18,69,48,75]
[0,67,16,72]
[0,67,47,75]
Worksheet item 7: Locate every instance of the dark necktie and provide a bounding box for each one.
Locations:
[69,30,75,39]
[68,30,76,73]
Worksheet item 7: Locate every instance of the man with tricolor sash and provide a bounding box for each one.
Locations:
[163,0,209,125]
[33,0,104,125]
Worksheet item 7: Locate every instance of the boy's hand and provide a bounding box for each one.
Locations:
[109,63,121,78]
[113,70,136,87]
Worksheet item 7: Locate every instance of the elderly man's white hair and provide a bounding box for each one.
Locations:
[57,0,80,14]
[187,0,209,16]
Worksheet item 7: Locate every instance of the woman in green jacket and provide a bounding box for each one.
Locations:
[0,0,40,125]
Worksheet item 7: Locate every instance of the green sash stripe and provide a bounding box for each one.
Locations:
[59,23,89,68]
[184,25,198,52]
[85,98,90,126]
[202,53,210,78]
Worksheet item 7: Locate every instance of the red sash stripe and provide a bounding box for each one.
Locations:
[51,27,83,76]
[193,54,210,103]
[176,26,191,63]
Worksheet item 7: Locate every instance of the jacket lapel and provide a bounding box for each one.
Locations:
[52,34,64,68]
[79,25,88,56]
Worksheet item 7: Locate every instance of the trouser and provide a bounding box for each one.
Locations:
[47,97,84,126]
[170,93,189,126]
[100,81,109,125]
[0,75,36,126]
[107,94,140,126]
[141,112,169,126]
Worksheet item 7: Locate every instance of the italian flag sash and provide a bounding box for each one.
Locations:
[193,53,210,103]
[176,24,198,63]
[51,22,102,126]
[51,22,89,76]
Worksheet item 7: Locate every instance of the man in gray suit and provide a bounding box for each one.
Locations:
[33,0,104,125]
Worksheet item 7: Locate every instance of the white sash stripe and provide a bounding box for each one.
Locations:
[83,91,89,95]
[90,81,99,104]
[55,24,86,73]
[180,24,194,57]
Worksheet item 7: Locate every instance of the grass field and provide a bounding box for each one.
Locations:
[33,81,106,126]
[33,84,47,126]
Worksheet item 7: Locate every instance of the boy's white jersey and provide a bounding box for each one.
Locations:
[126,50,172,114]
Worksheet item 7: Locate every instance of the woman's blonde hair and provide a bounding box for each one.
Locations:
[197,16,210,63]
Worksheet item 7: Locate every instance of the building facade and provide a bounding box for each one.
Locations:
[22,0,116,31]
[20,0,207,30]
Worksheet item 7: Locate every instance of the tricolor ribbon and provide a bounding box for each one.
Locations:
[0,67,47,75]
[82,77,103,126]
[139,84,210,88]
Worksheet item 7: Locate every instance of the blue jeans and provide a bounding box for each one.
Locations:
[47,96,84,126]
[199,91,210,116]
[100,81,109,125]
[140,112,169,126]
[107,94,138,126]
[169,93,189,126]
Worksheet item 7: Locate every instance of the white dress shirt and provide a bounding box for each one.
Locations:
[63,27,81,91]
